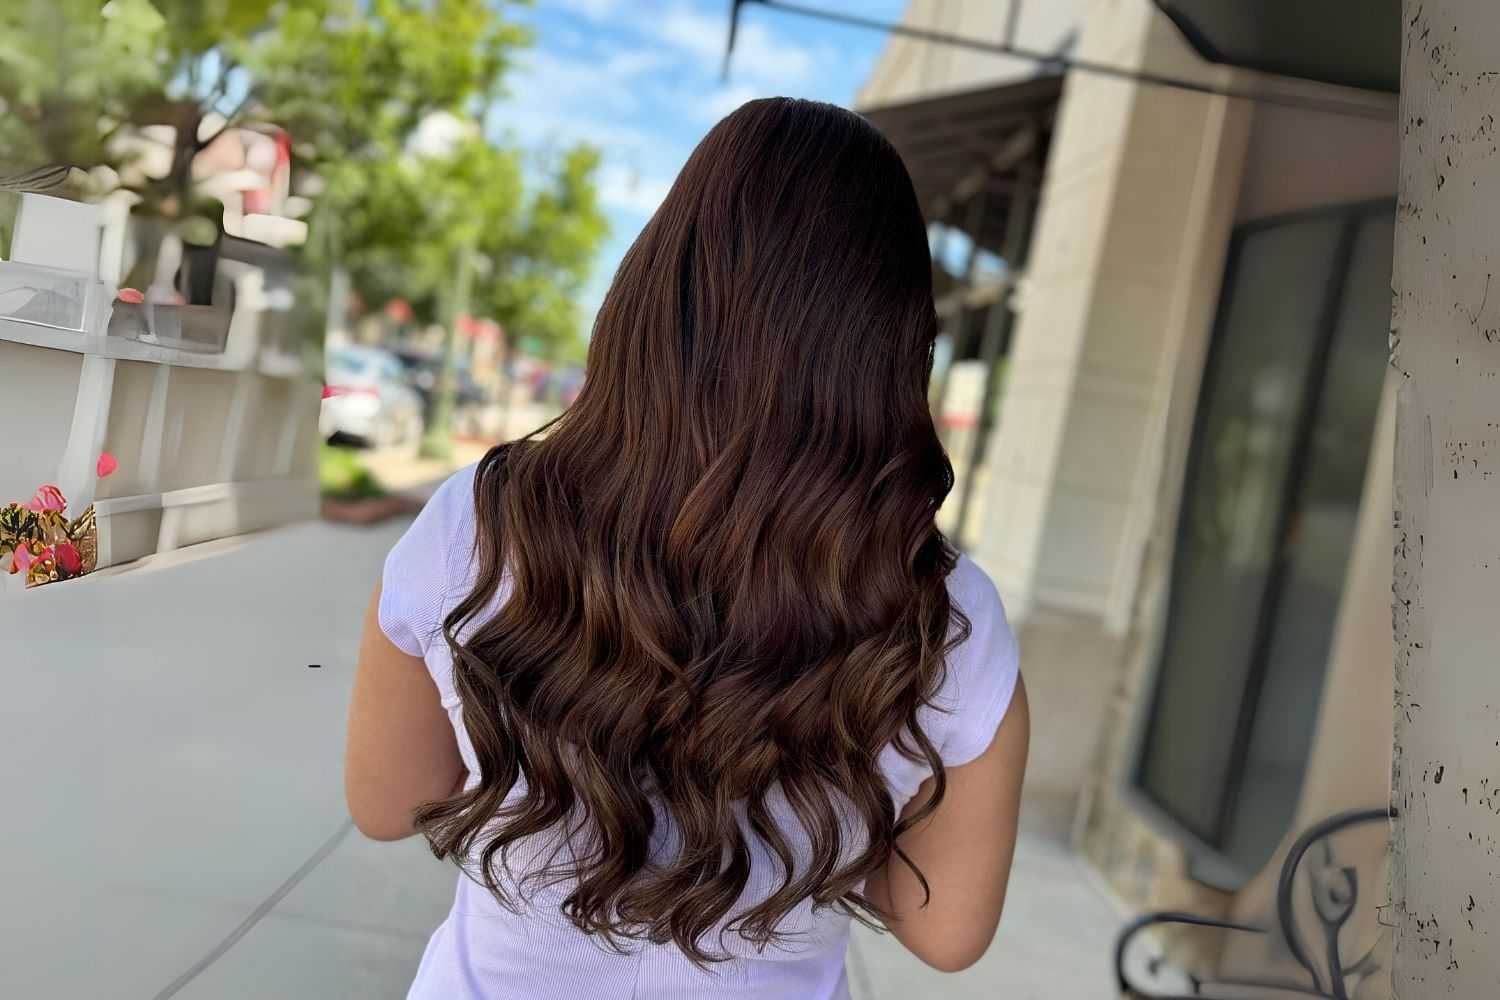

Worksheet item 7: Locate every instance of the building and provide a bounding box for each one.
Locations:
[852,0,1399,986]
[0,188,320,589]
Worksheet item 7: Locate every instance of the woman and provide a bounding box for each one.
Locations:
[346,97,1029,1000]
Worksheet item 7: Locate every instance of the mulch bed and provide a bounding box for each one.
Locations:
[320,493,426,525]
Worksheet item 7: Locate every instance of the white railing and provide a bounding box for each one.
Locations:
[0,193,319,593]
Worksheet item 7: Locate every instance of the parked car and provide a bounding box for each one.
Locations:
[319,345,425,448]
[528,363,586,406]
[555,365,586,407]
[391,348,490,435]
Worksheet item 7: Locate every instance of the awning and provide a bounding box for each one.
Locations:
[1153,0,1399,93]
[860,74,1061,255]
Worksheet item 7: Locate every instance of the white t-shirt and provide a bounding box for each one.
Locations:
[379,464,1020,1000]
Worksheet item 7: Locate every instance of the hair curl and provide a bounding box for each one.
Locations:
[416,97,967,964]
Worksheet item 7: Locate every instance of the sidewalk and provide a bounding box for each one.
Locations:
[0,512,1117,998]
[0,515,427,999]
[849,816,1119,999]
[357,399,560,498]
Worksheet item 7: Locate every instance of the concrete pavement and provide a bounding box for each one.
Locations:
[0,516,442,999]
[1,513,1118,999]
[355,399,560,498]
[849,823,1120,999]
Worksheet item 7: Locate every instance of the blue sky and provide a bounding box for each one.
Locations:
[487,0,911,331]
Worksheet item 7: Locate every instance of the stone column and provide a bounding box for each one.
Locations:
[1391,0,1500,992]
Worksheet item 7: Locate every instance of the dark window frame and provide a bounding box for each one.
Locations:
[1124,196,1396,889]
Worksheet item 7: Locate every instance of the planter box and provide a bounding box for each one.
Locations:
[0,194,321,588]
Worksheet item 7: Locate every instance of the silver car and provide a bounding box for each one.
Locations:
[319,346,424,448]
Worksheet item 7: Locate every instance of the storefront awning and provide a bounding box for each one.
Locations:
[1153,0,1399,93]
[860,74,1061,254]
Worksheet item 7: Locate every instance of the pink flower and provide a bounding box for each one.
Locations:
[53,542,82,577]
[26,485,66,514]
[11,544,50,574]
[97,452,118,478]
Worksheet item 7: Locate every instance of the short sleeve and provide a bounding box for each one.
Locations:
[935,556,1021,768]
[377,465,477,657]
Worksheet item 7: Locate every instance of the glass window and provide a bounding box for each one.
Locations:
[1134,202,1394,884]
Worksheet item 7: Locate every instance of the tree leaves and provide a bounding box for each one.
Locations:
[0,0,607,355]
[476,144,610,357]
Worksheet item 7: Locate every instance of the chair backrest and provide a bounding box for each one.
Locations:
[1115,807,1394,999]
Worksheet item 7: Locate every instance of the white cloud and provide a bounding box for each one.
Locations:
[491,102,660,162]
[509,46,667,116]
[493,34,690,186]
[659,6,816,86]
[686,82,766,123]
[605,48,670,80]
[548,0,820,89]
[552,0,625,21]
[656,7,729,64]
[597,163,674,217]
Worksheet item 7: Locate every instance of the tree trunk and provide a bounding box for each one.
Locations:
[419,237,477,460]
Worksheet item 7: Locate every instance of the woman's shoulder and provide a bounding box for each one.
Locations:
[945,553,1005,625]
[932,553,1021,768]
[428,462,481,523]
[423,462,485,589]
[407,462,482,579]
[377,463,480,658]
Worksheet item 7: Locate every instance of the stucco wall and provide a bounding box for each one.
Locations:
[0,340,320,576]
[1236,101,1401,223]
[1390,0,1500,992]
[856,0,1091,109]
[0,342,81,507]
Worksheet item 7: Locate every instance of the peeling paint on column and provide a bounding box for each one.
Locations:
[1393,1,1500,995]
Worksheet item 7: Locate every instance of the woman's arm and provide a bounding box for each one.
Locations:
[863,675,1030,972]
[345,583,467,841]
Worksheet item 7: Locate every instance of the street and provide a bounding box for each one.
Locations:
[0,510,1118,999]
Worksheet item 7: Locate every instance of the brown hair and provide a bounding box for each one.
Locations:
[416,97,966,962]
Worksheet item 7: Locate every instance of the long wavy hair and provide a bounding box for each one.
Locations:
[416,97,967,963]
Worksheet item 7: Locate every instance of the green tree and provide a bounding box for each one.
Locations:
[0,0,608,442]
[240,0,530,250]
[406,134,525,458]
[0,0,525,194]
[333,130,607,456]
[0,1,291,203]
[478,143,610,360]
[335,133,523,324]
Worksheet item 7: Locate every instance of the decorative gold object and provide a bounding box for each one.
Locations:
[0,503,40,557]
[36,508,69,544]
[4,463,109,585]
[3,492,99,586]
[69,505,98,574]
[24,545,57,588]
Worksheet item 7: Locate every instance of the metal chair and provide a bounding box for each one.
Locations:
[1115,807,1394,999]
